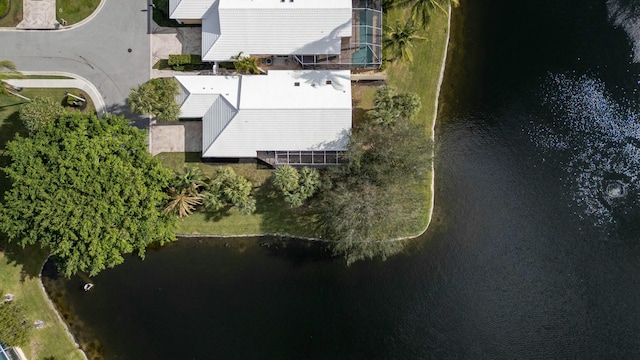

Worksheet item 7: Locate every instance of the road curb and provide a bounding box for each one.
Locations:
[18,71,107,116]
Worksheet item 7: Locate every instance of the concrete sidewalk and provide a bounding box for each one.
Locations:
[17,0,58,29]
[6,72,107,116]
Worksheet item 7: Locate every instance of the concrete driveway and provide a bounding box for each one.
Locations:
[0,0,151,122]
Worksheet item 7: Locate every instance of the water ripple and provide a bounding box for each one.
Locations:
[530,73,640,225]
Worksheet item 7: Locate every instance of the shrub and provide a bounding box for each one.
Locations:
[168,54,203,66]
[19,97,66,134]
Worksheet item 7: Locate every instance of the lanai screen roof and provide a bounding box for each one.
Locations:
[195,0,353,61]
[175,70,352,158]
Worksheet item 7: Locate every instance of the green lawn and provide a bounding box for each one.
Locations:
[56,0,101,25]
[0,0,21,27]
[0,0,9,18]
[383,5,451,235]
[157,153,320,237]
[0,241,85,360]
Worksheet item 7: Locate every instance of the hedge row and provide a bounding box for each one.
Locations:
[168,54,202,66]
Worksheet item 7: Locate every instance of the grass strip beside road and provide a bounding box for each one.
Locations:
[56,0,100,25]
[0,0,9,18]
[0,0,21,27]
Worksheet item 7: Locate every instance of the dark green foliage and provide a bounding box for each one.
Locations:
[271,166,321,208]
[165,166,256,217]
[128,78,180,122]
[371,86,421,127]
[19,97,66,134]
[0,301,31,347]
[167,54,202,66]
[0,113,177,276]
[202,167,256,215]
[317,89,431,265]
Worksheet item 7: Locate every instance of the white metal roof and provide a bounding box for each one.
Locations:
[169,0,216,19]
[198,0,352,61]
[175,70,352,158]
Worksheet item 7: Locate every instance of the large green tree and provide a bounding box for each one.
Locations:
[317,89,431,264]
[128,77,180,122]
[0,301,31,347]
[0,113,176,276]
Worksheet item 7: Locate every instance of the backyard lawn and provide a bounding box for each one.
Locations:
[0,242,85,360]
[157,152,320,238]
[383,6,451,235]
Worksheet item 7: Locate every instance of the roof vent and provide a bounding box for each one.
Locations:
[294,82,300,86]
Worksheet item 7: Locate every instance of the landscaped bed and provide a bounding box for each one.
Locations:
[157,152,320,237]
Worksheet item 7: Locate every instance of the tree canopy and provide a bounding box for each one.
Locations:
[0,113,176,276]
[128,77,180,122]
[317,87,431,265]
[0,301,31,347]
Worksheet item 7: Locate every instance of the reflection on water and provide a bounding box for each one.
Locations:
[531,73,640,225]
[608,0,640,62]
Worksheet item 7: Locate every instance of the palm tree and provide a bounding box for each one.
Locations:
[0,60,24,96]
[172,166,206,195]
[383,20,426,64]
[231,52,261,75]
[164,187,204,218]
[411,0,459,27]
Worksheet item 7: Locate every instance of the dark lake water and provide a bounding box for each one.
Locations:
[43,0,640,358]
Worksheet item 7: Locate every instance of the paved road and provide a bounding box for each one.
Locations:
[0,0,151,120]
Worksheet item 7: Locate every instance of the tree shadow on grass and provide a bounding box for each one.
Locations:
[254,181,321,238]
[0,109,27,204]
[1,235,50,280]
